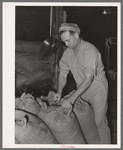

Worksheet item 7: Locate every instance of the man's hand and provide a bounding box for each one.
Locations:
[62,96,75,109]
[54,93,62,101]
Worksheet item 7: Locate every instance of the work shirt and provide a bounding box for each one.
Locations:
[59,38,106,88]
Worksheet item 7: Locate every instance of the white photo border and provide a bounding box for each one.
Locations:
[2,2,121,149]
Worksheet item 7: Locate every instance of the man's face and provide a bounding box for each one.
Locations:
[61,31,78,49]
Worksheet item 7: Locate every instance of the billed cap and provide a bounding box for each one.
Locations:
[59,23,80,34]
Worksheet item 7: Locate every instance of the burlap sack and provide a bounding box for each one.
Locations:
[15,40,43,53]
[73,97,101,144]
[16,66,52,86]
[15,110,58,144]
[15,93,40,116]
[15,72,28,88]
[15,52,51,72]
[38,103,86,144]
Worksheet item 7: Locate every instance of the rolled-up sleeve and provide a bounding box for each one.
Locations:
[59,51,69,76]
[83,46,99,76]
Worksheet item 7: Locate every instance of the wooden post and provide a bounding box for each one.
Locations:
[51,6,63,90]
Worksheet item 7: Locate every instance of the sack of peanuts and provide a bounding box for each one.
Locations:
[37,100,86,144]
[73,97,101,144]
[15,92,40,116]
[15,109,58,144]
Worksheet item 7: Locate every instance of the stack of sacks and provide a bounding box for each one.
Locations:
[15,40,54,89]
[15,92,58,144]
[15,91,101,144]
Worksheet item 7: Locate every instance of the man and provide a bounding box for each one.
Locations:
[54,23,111,144]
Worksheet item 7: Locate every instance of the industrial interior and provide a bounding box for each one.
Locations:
[15,6,117,144]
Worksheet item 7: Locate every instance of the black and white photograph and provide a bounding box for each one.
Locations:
[2,2,121,149]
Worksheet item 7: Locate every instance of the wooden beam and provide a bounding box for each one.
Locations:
[51,6,63,90]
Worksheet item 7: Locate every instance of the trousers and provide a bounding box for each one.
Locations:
[81,79,111,144]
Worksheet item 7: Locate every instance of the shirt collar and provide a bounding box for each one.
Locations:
[73,38,84,53]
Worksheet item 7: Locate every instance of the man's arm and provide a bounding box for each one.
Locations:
[71,73,94,102]
[57,73,67,95]
[54,73,68,101]
[62,72,94,107]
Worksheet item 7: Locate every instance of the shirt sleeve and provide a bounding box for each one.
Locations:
[83,46,99,76]
[59,50,69,76]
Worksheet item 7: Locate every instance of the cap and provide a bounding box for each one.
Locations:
[59,23,80,34]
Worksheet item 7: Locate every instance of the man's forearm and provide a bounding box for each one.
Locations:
[57,73,67,95]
